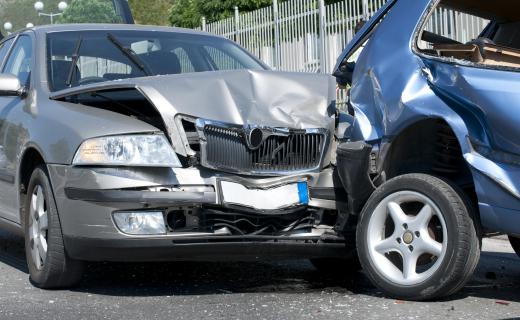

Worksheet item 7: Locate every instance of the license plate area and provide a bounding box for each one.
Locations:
[219,180,309,211]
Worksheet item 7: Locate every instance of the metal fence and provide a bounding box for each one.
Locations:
[197,0,488,74]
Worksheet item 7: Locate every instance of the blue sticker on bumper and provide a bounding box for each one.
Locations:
[298,181,309,204]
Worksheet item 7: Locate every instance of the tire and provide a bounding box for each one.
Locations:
[356,174,480,301]
[508,236,520,258]
[24,165,84,289]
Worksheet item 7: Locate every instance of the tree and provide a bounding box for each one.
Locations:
[0,0,61,33]
[169,0,200,28]
[170,0,272,28]
[128,0,175,26]
[57,0,120,24]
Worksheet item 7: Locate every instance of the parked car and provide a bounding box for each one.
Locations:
[0,24,350,288]
[333,0,520,300]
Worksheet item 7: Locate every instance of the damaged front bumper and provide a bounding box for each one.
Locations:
[47,164,347,261]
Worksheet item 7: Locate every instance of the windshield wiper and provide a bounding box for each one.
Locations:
[107,33,151,76]
[66,36,83,87]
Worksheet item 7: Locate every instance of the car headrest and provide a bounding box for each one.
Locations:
[141,50,182,75]
[51,60,80,91]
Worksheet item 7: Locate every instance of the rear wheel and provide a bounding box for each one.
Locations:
[24,165,84,288]
[356,174,480,300]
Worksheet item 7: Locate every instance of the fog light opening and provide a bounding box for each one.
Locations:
[113,211,166,235]
[166,210,187,230]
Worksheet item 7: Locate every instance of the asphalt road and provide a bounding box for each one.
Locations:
[0,232,519,320]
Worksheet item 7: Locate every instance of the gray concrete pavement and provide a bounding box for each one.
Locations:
[0,231,519,320]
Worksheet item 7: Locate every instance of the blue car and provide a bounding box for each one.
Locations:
[333,0,520,300]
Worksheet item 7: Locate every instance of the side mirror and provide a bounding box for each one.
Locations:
[0,74,26,97]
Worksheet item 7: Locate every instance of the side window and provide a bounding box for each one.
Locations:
[3,36,33,86]
[0,38,15,68]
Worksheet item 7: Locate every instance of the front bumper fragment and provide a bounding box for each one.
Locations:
[64,187,216,205]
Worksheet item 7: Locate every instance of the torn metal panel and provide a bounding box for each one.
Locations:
[425,60,520,153]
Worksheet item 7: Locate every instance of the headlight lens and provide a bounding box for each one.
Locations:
[73,134,182,167]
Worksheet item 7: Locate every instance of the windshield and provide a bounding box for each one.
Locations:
[46,30,266,91]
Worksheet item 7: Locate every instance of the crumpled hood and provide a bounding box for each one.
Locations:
[136,69,336,129]
[52,69,336,129]
[51,69,336,157]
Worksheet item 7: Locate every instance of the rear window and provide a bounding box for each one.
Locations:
[46,30,266,91]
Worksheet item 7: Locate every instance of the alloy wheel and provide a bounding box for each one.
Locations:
[366,191,447,286]
[29,185,49,270]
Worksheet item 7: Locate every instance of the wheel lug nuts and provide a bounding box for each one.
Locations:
[403,223,408,230]
[415,231,420,237]
[396,238,402,244]
[408,245,414,252]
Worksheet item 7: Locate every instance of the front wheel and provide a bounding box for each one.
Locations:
[24,165,84,288]
[356,174,480,301]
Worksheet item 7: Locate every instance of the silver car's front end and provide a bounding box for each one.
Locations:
[47,118,345,261]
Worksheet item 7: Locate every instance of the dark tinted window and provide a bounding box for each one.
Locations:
[3,36,32,86]
[47,30,266,91]
[0,38,15,68]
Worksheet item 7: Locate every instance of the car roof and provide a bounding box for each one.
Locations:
[23,23,218,38]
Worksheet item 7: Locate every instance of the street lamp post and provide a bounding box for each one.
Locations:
[34,1,68,24]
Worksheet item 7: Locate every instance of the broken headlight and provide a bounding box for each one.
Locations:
[72,134,182,167]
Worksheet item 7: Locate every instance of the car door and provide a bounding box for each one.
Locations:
[0,35,33,222]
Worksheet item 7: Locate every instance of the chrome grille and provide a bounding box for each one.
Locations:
[202,125,326,174]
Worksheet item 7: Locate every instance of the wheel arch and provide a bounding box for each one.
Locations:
[381,117,480,226]
[18,144,47,224]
